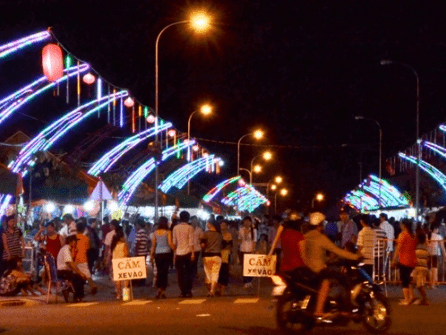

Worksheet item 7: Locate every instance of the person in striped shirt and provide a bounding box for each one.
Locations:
[412,233,430,305]
[134,220,148,286]
[373,220,387,281]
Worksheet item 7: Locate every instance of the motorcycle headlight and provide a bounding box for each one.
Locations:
[271,275,286,286]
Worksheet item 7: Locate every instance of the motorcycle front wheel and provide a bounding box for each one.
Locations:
[362,292,392,334]
[276,289,313,333]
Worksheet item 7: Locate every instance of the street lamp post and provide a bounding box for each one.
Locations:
[237,130,263,176]
[381,60,420,220]
[154,13,210,221]
[239,168,252,184]
[249,151,272,184]
[274,188,288,214]
[355,116,382,207]
[187,104,212,194]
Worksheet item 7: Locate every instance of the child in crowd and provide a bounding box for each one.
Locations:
[412,233,430,306]
[6,258,45,296]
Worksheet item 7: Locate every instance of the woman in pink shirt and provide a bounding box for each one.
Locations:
[392,219,417,305]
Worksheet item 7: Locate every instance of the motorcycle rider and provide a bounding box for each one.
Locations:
[303,212,362,319]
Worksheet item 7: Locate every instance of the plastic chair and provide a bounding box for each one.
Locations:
[43,254,73,304]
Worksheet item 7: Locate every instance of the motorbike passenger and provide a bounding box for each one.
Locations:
[268,211,307,278]
[303,212,362,319]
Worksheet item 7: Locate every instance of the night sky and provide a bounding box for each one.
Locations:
[1,1,446,213]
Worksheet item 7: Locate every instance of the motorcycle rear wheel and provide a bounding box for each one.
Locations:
[276,290,313,333]
[362,292,392,334]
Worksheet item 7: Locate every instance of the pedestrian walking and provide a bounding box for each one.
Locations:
[150,217,172,299]
[357,214,376,278]
[111,227,129,300]
[172,211,194,297]
[427,224,446,288]
[392,219,417,305]
[75,220,98,295]
[134,219,149,286]
[191,216,203,280]
[217,220,233,296]
[238,216,257,288]
[412,233,430,305]
[200,219,222,297]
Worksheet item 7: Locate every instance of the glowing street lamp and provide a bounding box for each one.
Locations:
[237,129,264,175]
[249,151,272,184]
[274,188,288,213]
[312,192,324,208]
[188,103,213,142]
[154,11,212,220]
[253,164,262,173]
[271,184,277,191]
[275,176,283,184]
[189,11,212,33]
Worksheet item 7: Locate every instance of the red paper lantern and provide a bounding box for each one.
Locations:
[124,97,134,108]
[146,114,156,123]
[42,44,63,82]
[82,73,96,85]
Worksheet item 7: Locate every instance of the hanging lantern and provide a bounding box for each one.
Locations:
[192,145,200,152]
[82,72,96,85]
[146,114,155,123]
[42,44,64,82]
[124,97,135,108]
[168,129,176,137]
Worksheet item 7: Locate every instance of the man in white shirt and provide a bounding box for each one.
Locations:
[357,215,376,279]
[56,235,87,302]
[172,211,194,297]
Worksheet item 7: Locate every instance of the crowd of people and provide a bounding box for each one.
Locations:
[0,208,445,306]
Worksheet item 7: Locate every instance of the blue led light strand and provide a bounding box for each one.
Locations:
[0,64,90,127]
[118,140,195,206]
[0,31,51,59]
[399,153,446,191]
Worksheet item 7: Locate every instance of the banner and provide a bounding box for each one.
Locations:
[112,256,147,281]
[243,254,276,277]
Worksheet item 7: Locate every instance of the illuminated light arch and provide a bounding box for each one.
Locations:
[221,184,267,212]
[424,141,446,159]
[351,190,380,209]
[360,184,395,207]
[9,90,128,175]
[0,77,47,110]
[0,64,90,127]
[398,152,446,191]
[368,175,409,206]
[439,125,446,132]
[118,140,195,206]
[202,176,242,203]
[88,122,172,176]
[159,155,221,193]
[0,31,51,60]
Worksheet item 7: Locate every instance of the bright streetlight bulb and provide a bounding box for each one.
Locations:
[200,104,212,115]
[271,184,277,190]
[316,193,324,201]
[275,176,283,184]
[263,151,272,160]
[253,130,264,139]
[190,11,211,33]
[253,165,262,173]
[281,189,288,196]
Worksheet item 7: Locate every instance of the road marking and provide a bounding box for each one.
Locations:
[122,300,152,306]
[67,302,99,307]
[178,299,206,305]
[234,298,259,304]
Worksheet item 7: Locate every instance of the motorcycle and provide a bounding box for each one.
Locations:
[271,260,391,334]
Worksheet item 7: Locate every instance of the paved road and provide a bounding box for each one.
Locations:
[1,288,446,335]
